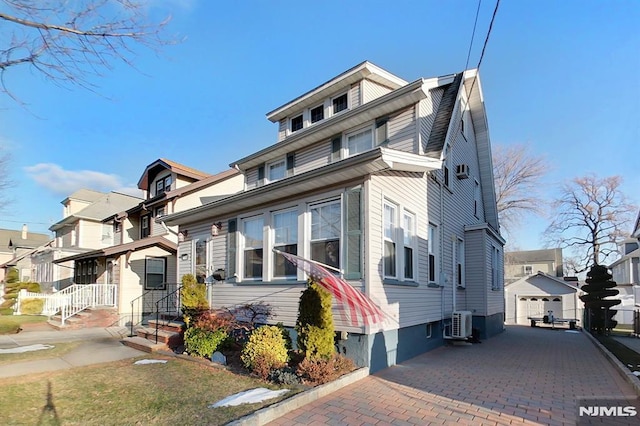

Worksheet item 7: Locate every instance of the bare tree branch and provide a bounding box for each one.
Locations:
[0,0,177,100]
[492,143,547,235]
[544,174,637,272]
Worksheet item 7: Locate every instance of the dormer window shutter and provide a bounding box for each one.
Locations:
[331,135,342,162]
[286,153,295,177]
[375,117,388,146]
[257,165,265,186]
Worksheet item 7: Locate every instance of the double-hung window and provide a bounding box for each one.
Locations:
[491,245,500,290]
[290,114,303,133]
[145,257,166,290]
[383,202,397,278]
[273,210,298,278]
[141,215,150,238]
[310,200,341,270]
[267,159,286,183]
[156,175,172,195]
[346,127,373,157]
[456,238,465,287]
[332,93,348,114]
[195,239,208,283]
[403,211,416,280]
[310,105,324,123]
[243,216,264,279]
[428,224,438,283]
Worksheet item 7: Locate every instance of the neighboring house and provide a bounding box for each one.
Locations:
[52,159,243,325]
[505,272,582,325]
[32,189,144,291]
[163,61,505,372]
[504,248,564,285]
[609,211,640,326]
[0,225,51,283]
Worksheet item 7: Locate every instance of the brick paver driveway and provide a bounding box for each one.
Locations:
[270,326,638,425]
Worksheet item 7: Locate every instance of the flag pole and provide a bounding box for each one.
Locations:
[272,248,344,275]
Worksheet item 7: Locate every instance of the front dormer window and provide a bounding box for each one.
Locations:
[290,114,303,133]
[332,93,348,114]
[155,175,172,195]
[310,104,324,123]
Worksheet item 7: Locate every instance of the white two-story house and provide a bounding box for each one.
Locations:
[163,62,505,372]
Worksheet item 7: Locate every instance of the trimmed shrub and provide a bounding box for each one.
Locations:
[296,354,356,385]
[268,366,300,385]
[295,281,335,359]
[20,298,44,315]
[5,268,19,284]
[241,325,289,379]
[184,327,228,358]
[180,274,209,324]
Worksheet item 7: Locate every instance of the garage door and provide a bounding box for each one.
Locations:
[517,296,563,324]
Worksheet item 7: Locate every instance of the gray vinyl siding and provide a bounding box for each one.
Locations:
[362,79,394,104]
[350,83,361,109]
[278,119,287,141]
[367,171,443,329]
[420,87,445,153]
[295,141,331,175]
[463,229,486,315]
[387,106,417,153]
[245,167,259,189]
[177,240,194,279]
[487,236,504,315]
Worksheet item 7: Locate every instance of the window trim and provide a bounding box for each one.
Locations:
[455,237,465,288]
[309,103,325,124]
[344,125,374,158]
[241,215,265,281]
[383,201,397,279]
[141,215,151,238]
[309,198,342,272]
[402,210,416,281]
[144,257,166,290]
[290,114,303,133]
[331,92,349,115]
[272,208,299,280]
[266,158,287,183]
[428,223,439,284]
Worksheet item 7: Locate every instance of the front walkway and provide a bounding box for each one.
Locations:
[270,326,639,425]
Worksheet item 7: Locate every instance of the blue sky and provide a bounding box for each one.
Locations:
[0,0,638,251]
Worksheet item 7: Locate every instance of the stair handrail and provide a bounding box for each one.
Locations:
[59,284,117,325]
[129,289,157,337]
[154,284,182,344]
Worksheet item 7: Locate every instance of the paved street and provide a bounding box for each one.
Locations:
[269,326,639,425]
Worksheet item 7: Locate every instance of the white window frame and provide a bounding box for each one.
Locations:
[443,142,452,188]
[523,265,533,276]
[289,113,304,134]
[345,125,374,158]
[241,215,264,281]
[266,158,286,183]
[195,237,211,283]
[272,208,299,280]
[145,257,166,290]
[428,223,439,284]
[474,179,481,217]
[403,210,416,281]
[309,102,325,125]
[383,201,397,279]
[309,198,342,271]
[491,245,501,290]
[331,92,349,115]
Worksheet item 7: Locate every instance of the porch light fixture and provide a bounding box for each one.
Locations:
[180,253,190,261]
[211,222,222,237]
[178,230,188,242]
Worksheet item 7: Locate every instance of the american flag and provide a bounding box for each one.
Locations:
[277,250,385,327]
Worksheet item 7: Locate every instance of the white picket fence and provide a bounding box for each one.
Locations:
[15,284,117,325]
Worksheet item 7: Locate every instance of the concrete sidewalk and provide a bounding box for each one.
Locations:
[0,326,147,379]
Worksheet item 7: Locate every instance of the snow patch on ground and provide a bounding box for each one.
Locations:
[134,359,168,365]
[0,344,54,354]
[209,388,289,408]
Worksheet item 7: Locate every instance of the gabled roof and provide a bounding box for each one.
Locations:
[137,158,210,191]
[505,248,564,264]
[50,192,143,231]
[266,61,408,123]
[506,271,580,291]
[62,189,104,205]
[0,240,53,268]
[0,228,50,250]
[53,235,177,263]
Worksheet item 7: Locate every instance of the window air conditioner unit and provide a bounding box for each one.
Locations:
[452,311,473,338]
[455,164,469,179]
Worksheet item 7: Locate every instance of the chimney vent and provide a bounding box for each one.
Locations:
[22,224,28,239]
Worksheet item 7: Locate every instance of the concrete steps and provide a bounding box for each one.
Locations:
[47,307,119,330]
[122,317,185,353]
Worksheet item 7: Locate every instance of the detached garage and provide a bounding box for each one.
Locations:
[505,272,582,325]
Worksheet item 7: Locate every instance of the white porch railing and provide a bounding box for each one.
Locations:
[16,284,117,325]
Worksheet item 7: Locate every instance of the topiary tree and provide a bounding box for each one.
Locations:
[580,265,620,335]
[295,280,335,360]
[5,267,19,284]
[180,273,209,325]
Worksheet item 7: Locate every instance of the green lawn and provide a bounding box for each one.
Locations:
[0,355,302,425]
[0,315,48,334]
